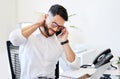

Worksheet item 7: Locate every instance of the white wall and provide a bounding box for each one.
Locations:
[0,0,17,78]
[79,0,120,58]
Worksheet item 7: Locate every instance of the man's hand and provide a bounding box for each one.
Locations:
[57,27,69,42]
[35,14,47,28]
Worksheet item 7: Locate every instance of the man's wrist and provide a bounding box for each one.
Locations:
[61,40,69,45]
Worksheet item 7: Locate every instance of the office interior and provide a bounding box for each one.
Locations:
[0,0,120,79]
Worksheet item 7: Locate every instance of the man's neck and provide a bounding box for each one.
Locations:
[39,27,49,38]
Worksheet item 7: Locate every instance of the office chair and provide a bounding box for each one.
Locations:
[6,41,59,79]
[6,41,20,79]
[55,62,59,79]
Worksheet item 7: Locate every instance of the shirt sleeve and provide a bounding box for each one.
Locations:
[61,52,80,70]
[67,55,80,69]
[9,28,27,46]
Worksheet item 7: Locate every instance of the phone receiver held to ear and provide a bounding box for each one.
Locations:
[56,30,62,36]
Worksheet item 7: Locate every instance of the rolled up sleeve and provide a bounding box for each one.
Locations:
[66,55,80,70]
[9,29,27,46]
[61,53,80,70]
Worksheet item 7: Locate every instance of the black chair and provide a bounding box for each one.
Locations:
[55,62,59,79]
[6,41,20,79]
[6,41,59,79]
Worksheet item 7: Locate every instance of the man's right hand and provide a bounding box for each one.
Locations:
[35,14,47,28]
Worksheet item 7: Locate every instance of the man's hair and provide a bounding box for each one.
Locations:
[49,4,68,21]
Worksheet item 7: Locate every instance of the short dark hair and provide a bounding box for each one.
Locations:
[49,4,68,21]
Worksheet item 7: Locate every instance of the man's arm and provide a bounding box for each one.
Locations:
[61,40,81,69]
[9,23,42,46]
[22,15,46,38]
[9,15,46,46]
[21,23,41,38]
[57,28,76,63]
[62,43,75,62]
[58,28,80,69]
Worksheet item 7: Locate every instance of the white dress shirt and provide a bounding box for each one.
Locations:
[9,28,80,79]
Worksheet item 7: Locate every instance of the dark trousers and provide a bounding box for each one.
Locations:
[38,77,54,79]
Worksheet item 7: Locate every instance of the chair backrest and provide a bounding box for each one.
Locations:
[55,61,59,79]
[6,41,59,79]
[6,41,21,79]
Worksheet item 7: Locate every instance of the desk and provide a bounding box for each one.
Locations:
[59,75,120,79]
[59,68,120,79]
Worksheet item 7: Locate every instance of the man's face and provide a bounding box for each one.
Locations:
[44,13,65,37]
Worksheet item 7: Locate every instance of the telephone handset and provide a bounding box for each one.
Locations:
[56,30,62,36]
[93,48,113,68]
[56,27,65,36]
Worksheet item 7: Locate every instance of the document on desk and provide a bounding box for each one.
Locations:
[60,68,96,79]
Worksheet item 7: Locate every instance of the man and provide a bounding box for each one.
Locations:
[9,4,80,79]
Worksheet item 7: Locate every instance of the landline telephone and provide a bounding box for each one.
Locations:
[80,48,114,68]
[93,48,113,68]
[80,49,117,79]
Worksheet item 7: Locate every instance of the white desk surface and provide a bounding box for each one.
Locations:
[59,68,120,79]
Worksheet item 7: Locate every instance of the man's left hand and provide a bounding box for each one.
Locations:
[57,28,69,42]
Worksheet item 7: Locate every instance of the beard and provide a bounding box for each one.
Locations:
[44,24,54,37]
